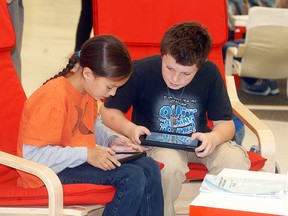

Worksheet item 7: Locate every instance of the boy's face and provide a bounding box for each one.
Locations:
[161,54,198,90]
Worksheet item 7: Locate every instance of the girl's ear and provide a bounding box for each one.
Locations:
[82,67,95,80]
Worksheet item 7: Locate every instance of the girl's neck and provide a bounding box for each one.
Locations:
[66,69,85,94]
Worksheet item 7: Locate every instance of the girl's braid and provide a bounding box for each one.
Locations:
[43,53,79,85]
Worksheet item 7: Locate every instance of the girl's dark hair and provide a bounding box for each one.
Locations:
[160,22,212,68]
[43,35,132,85]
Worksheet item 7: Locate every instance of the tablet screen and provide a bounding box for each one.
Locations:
[145,132,197,146]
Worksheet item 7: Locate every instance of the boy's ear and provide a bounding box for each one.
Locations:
[82,67,95,80]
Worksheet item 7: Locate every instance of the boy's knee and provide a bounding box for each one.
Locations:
[161,162,187,185]
[148,148,189,182]
[205,141,250,175]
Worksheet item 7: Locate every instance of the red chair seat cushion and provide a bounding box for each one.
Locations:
[247,151,267,171]
[0,161,164,206]
[0,184,116,206]
[185,151,267,180]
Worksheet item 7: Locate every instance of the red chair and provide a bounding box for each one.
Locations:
[92,0,276,178]
[0,1,116,215]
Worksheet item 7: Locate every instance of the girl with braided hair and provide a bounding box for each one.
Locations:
[17,35,164,216]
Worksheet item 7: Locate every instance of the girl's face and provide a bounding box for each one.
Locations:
[83,67,129,100]
[162,54,198,90]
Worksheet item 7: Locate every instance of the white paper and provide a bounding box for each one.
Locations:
[200,174,286,198]
[191,169,288,215]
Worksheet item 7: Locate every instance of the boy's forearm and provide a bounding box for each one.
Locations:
[100,105,134,138]
[211,120,235,146]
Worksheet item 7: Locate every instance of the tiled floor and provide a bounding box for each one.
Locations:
[18,1,288,215]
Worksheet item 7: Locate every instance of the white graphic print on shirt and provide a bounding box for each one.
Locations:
[158,94,197,134]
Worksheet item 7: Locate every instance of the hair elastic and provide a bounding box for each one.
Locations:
[77,50,81,57]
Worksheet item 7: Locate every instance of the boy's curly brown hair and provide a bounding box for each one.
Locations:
[160,22,212,68]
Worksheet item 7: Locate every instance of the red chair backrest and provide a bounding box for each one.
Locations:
[93,0,228,122]
[0,0,27,185]
[93,0,228,71]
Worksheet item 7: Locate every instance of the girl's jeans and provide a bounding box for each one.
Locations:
[57,157,164,216]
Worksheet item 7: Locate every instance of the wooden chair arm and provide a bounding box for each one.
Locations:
[226,76,276,173]
[0,151,64,216]
[237,43,246,57]
[224,44,247,76]
[225,47,238,75]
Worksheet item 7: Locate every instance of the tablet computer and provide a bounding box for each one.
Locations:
[140,131,201,151]
[114,151,146,164]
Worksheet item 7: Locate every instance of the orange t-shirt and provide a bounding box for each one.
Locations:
[17,76,98,188]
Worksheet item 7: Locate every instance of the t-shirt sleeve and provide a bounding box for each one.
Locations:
[104,75,136,113]
[104,60,145,113]
[23,144,87,174]
[207,65,233,121]
[94,114,118,147]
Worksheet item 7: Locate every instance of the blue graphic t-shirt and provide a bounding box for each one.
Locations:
[104,55,233,135]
